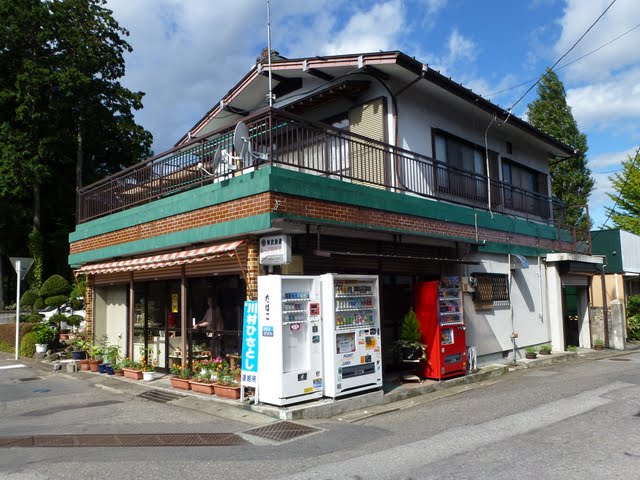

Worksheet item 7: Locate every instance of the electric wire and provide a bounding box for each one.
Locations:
[504,0,617,118]
[485,21,640,99]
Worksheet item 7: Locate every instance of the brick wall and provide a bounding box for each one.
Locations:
[71,192,573,259]
[246,236,259,300]
[85,275,94,338]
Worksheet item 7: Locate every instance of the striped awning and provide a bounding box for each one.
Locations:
[76,240,244,275]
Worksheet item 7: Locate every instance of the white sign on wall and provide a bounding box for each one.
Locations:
[259,235,291,265]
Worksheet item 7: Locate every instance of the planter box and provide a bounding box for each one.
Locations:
[189,380,216,395]
[79,360,91,371]
[123,368,143,380]
[214,384,241,399]
[114,369,124,377]
[142,371,155,382]
[170,377,191,390]
[71,350,87,360]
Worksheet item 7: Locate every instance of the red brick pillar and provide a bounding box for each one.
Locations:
[246,236,259,300]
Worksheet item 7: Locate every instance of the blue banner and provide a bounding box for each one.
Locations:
[240,300,259,387]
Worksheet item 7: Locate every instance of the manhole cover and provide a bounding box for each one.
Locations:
[608,358,631,362]
[18,377,41,382]
[138,390,184,403]
[244,421,321,442]
[0,433,247,448]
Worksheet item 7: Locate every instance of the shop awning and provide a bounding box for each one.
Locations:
[76,240,244,275]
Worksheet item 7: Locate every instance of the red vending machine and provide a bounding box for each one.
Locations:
[415,276,467,380]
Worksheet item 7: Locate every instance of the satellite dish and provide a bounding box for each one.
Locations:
[211,147,222,172]
[233,121,249,157]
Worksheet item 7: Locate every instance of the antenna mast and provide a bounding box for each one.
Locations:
[266,0,273,107]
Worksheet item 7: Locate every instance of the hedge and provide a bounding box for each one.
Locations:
[20,332,38,357]
[0,323,36,354]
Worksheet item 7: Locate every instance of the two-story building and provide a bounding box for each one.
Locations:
[70,50,600,373]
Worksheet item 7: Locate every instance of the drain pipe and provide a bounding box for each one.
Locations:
[600,256,609,348]
[508,253,517,364]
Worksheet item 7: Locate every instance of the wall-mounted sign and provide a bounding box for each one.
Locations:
[259,234,291,265]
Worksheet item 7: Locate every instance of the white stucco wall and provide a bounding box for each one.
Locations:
[462,253,549,361]
[94,286,127,350]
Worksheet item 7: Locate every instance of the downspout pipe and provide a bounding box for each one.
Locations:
[600,257,609,348]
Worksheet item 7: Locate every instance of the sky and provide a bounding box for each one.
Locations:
[106,0,640,230]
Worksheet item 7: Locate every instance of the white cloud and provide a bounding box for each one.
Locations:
[566,67,640,130]
[589,146,639,170]
[322,0,406,56]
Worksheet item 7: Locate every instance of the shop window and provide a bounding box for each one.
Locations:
[471,273,509,304]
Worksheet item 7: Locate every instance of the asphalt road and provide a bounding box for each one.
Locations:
[1,351,639,480]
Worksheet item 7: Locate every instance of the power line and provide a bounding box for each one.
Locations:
[485,22,640,99]
[505,0,617,114]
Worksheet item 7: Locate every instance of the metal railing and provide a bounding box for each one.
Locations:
[78,108,567,232]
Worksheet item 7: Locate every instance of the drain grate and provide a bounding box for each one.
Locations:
[138,390,184,403]
[17,377,41,382]
[244,421,321,442]
[607,358,632,362]
[0,433,247,448]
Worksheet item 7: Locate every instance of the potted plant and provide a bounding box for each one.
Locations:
[189,373,216,394]
[32,323,55,353]
[88,343,103,372]
[140,356,157,381]
[214,362,241,399]
[594,338,605,351]
[538,344,552,355]
[121,358,143,380]
[70,338,88,360]
[393,308,426,362]
[525,346,538,359]
[113,361,125,376]
[169,364,193,390]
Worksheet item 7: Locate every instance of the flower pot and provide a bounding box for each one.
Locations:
[525,352,537,359]
[123,368,143,380]
[105,365,115,375]
[142,371,155,382]
[35,344,48,354]
[98,363,108,374]
[538,350,551,355]
[79,360,91,371]
[89,359,102,372]
[114,369,124,377]
[71,350,87,360]
[214,384,241,399]
[170,377,191,390]
[189,380,216,395]
[594,344,604,351]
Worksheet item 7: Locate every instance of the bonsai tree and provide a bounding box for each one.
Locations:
[66,315,84,333]
[393,308,426,361]
[39,275,72,333]
[19,290,44,323]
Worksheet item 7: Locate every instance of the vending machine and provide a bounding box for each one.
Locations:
[321,274,383,398]
[415,276,467,380]
[257,275,324,406]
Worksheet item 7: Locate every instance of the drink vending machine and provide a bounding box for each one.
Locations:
[257,275,324,406]
[321,274,383,398]
[415,276,467,380]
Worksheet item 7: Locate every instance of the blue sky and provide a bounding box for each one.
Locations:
[107,0,640,230]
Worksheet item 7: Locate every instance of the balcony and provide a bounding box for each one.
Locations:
[78,108,566,227]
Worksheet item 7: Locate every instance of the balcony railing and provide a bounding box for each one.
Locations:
[78,108,570,239]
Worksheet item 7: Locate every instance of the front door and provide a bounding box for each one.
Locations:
[563,287,580,347]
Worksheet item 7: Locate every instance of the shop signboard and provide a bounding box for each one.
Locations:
[241,300,259,388]
[259,234,291,265]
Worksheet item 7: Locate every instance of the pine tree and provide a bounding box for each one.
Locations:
[527,69,594,230]
[606,151,640,234]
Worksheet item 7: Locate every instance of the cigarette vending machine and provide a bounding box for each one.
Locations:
[415,276,467,380]
[257,275,324,406]
[321,274,383,398]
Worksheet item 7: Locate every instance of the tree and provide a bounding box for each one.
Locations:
[527,69,594,229]
[605,151,640,234]
[0,0,152,298]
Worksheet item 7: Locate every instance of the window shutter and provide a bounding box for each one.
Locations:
[349,98,387,187]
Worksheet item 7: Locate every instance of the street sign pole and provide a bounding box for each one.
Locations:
[10,257,34,360]
[15,261,21,360]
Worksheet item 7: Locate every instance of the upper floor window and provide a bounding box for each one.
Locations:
[433,131,486,176]
[502,160,538,193]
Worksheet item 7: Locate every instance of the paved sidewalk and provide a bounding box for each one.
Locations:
[4,344,638,421]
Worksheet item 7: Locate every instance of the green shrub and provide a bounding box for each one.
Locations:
[66,315,83,332]
[628,315,640,340]
[0,323,35,349]
[33,298,44,310]
[525,346,538,354]
[539,344,552,354]
[31,323,55,344]
[45,295,69,309]
[20,289,40,310]
[40,274,71,297]
[22,313,44,323]
[627,296,640,318]
[0,340,14,353]
[567,345,578,352]
[49,313,68,330]
[19,332,38,357]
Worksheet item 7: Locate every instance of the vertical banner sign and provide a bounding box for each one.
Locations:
[241,301,259,389]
